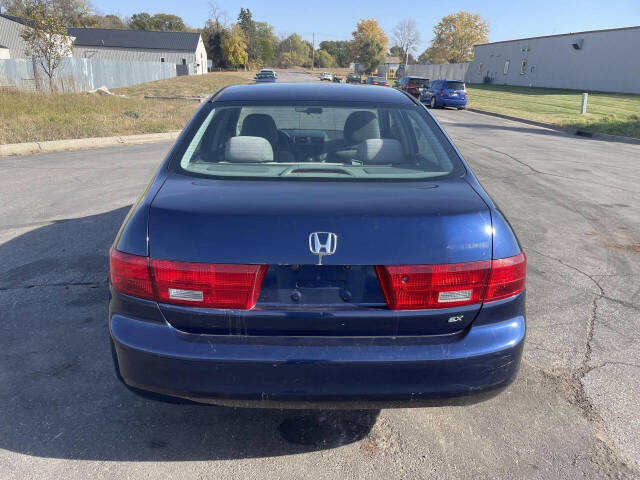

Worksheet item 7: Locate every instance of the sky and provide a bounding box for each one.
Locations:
[93,0,640,53]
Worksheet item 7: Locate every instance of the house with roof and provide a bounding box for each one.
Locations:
[0,14,30,59]
[69,28,207,75]
[0,14,208,75]
[376,56,402,78]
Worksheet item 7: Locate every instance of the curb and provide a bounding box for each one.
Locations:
[0,131,181,157]
[466,108,640,146]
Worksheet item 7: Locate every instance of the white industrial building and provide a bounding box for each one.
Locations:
[0,14,29,59]
[69,28,208,75]
[467,26,640,94]
[0,14,208,75]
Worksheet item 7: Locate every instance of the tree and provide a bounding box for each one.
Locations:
[221,24,247,68]
[149,13,186,32]
[128,12,186,31]
[417,49,430,64]
[392,19,420,70]
[237,8,259,65]
[357,37,384,74]
[203,23,230,69]
[388,44,403,58]
[128,12,152,30]
[276,33,310,68]
[255,21,278,66]
[202,3,229,69]
[318,40,352,67]
[1,0,92,26]
[208,1,228,29]
[314,49,335,68]
[89,14,126,29]
[20,0,73,92]
[352,18,388,57]
[419,11,488,64]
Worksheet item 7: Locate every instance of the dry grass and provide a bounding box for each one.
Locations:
[467,84,640,138]
[0,92,198,144]
[0,71,256,144]
[113,71,255,98]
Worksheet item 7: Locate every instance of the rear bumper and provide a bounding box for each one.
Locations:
[110,312,525,408]
[441,97,467,107]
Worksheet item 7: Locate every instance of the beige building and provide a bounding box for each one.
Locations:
[467,26,640,94]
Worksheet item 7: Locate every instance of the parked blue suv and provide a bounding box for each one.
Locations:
[420,79,468,109]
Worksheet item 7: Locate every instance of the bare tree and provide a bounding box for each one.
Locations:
[21,0,73,92]
[208,1,228,30]
[393,19,420,71]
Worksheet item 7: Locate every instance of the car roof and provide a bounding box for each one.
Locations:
[213,83,414,104]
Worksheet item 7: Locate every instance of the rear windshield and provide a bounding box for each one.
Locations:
[445,81,465,90]
[175,103,465,181]
[409,78,428,86]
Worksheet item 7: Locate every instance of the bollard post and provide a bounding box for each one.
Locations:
[580,93,588,114]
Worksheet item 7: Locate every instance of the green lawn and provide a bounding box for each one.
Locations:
[466,84,640,139]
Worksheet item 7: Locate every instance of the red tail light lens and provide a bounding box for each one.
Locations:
[376,253,526,310]
[375,261,490,310]
[109,249,267,309]
[440,90,445,96]
[109,249,154,300]
[150,260,267,309]
[408,83,415,88]
[485,253,526,302]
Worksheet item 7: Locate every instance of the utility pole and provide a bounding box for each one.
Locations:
[312,32,315,71]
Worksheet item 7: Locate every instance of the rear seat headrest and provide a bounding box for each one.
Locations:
[343,111,380,143]
[355,139,404,165]
[225,136,273,163]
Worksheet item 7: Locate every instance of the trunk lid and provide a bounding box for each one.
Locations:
[148,174,491,266]
[148,174,492,336]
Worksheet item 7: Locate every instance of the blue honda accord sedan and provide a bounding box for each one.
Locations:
[109,83,525,408]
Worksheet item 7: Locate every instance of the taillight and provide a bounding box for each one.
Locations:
[109,249,154,300]
[440,90,445,96]
[485,253,526,302]
[376,253,526,310]
[408,83,415,88]
[109,249,267,309]
[151,260,267,309]
[464,91,468,97]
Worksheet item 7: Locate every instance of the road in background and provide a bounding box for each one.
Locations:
[0,107,638,479]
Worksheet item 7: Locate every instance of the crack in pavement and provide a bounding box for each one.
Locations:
[462,140,640,194]
[591,361,640,371]
[528,249,606,419]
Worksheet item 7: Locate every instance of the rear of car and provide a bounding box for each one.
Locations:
[255,71,276,83]
[347,73,361,84]
[320,72,333,81]
[365,76,390,86]
[399,76,429,97]
[422,80,468,109]
[109,83,525,408]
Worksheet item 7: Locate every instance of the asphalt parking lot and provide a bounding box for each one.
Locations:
[1,92,639,478]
